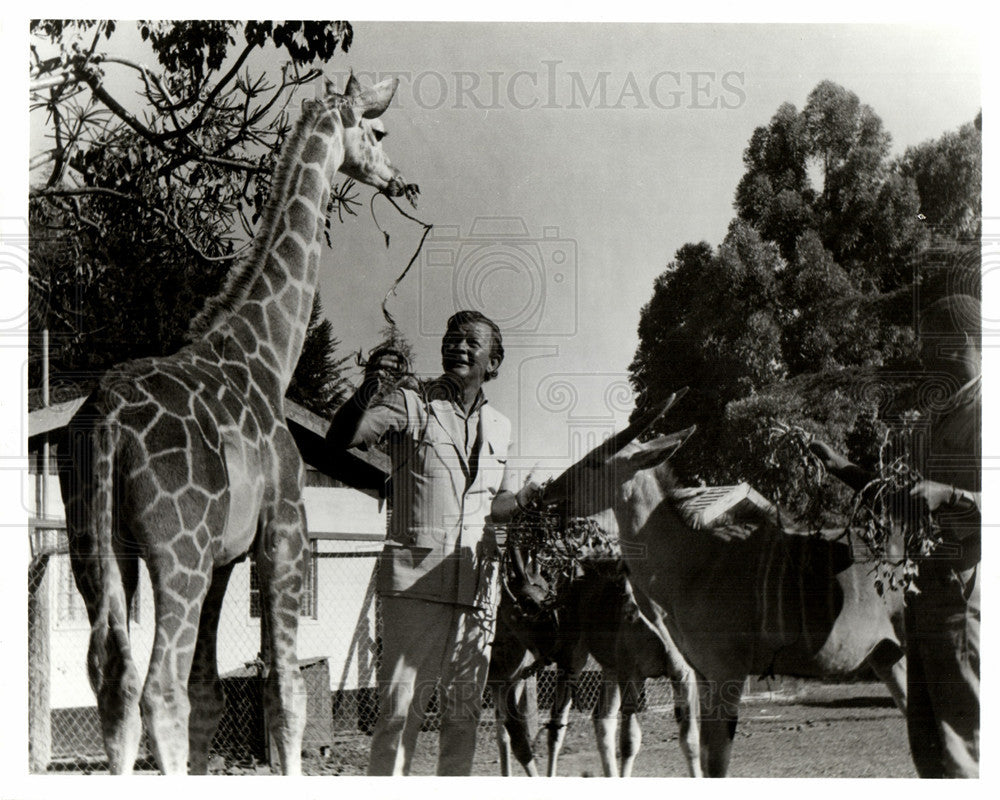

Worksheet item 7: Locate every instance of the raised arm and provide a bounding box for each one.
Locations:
[326,347,409,450]
[808,440,875,494]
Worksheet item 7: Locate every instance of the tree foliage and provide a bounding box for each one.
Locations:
[29,20,358,403]
[31,20,355,259]
[286,298,354,418]
[630,81,981,520]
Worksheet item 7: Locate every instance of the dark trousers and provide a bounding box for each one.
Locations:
[905,560,979,778]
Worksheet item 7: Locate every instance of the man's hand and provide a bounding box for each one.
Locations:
[364,346,408,384]
[361,346,419,396]
[514,480,546,512]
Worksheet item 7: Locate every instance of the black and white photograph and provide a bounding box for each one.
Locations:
[2,5,993,788]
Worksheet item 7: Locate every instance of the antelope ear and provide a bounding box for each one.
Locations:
[345,71,362,98]
[351,77,400,119]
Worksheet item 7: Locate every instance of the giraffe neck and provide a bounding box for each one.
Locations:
[191,102,345,399]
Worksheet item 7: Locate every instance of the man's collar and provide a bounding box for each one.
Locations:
[425,376,489,416]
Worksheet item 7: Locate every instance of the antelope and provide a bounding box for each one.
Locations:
[488,546,703,777]
[540,390,907,777]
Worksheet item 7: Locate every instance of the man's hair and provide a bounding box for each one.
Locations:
[445,309,504,381]
[919,294,981,345]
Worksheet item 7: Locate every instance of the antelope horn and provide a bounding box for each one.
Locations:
[542,387,689,503]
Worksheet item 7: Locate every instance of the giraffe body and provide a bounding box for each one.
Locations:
[59,75,417,775]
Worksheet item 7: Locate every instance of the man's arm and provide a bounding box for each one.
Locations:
[910,479,981,521]
[809,441,875,493]
[326,348,409,450]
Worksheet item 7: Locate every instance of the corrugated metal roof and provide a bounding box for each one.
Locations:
[27,396,87,438]
[27,395,390,483]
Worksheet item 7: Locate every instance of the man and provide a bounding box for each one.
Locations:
[327,310,541,775]
[811,293,981,778]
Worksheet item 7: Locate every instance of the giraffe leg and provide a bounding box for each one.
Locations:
[141,550,213,774]
[256,502,308,776]
[187,561,236,774]
[63,423,144,774]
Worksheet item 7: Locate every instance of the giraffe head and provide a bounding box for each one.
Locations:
[318,73,419,206]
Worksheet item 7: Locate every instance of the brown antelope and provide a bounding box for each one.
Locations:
[487,551,703,777]
[541,391,907,777]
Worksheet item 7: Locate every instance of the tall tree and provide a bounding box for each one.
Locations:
[286,298,353,418]
[896,113,982,239]
[631,83,980,512]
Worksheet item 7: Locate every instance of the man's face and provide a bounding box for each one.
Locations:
[441,321,500,389]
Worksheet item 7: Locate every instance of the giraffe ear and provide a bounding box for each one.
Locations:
[345,71,362,98]
[351,77,400,119]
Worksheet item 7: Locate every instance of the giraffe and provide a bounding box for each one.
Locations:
[58,73,419,775]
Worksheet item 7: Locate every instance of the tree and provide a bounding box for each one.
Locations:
[897,113,982,239]
[286,297,354,418]
[630,222,787,482]
[734,102,814,261]
[29,20,359,399]
[631,83,980,510]
[30,21,357,258]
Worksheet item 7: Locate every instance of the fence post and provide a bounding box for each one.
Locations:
[28,552,52,772]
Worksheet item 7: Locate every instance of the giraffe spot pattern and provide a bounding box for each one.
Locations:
[145,413,189,455]
[144,496,181,534]
[300,133,329,166]
[287,198,318,239]
[297,163,323,201]
[177,487,211,531]
[274,233,306,269]
[189,398,221,447]
[278,285,301,318]
[266,302,290,354]
[116,401,160,433]
[149,450,191,495]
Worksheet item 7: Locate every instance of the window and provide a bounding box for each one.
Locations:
[249,541,318,619]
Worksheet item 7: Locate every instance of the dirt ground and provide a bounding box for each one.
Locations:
[51,679,914,777]
[275,680,913,778]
